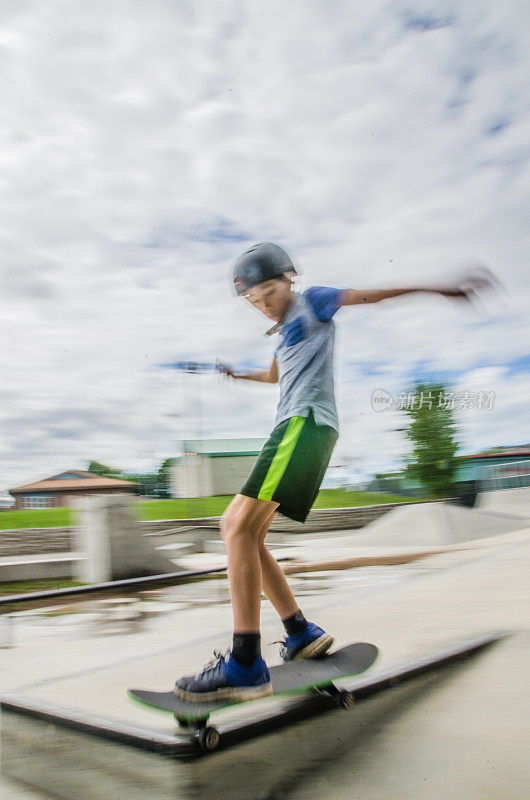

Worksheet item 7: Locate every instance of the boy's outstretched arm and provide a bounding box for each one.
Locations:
[217,358,278,383]
[340,286,461,305]
[339,266,499,307]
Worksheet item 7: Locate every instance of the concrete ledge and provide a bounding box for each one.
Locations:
[141,501,418,536]
[0,528,74,557]
[4,517,528,585]
[142,502,419,535]
[0,553,81,582]
[0,545,195,585]
[155,542,202,555]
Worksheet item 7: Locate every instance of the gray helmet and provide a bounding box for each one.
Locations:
[232,242,296,295]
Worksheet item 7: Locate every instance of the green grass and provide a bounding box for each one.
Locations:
[137,490,421,522]
[0,507,72,530]
[0,489,421,531]
[136,495,234,521]
[0,578,84,595]
[310,489,422,509]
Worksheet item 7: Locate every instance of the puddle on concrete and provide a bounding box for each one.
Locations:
[3,563,431,645]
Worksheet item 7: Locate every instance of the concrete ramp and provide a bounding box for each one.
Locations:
[351,501,527,548]
[476,487,530,519]
[74,495,187,583]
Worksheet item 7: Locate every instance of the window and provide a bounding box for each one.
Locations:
[20,495,53,509]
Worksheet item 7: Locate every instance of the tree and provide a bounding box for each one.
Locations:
[87,461,125,480]
[399,382,461,498]
[129,473,159,497]
[157,458,177,498]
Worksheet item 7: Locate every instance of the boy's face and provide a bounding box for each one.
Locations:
[243,276,294,322]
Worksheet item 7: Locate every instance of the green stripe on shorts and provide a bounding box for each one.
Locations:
[258,416,305,501]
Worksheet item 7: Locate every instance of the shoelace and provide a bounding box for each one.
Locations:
[270,639,287,659]
[196,648,230,678]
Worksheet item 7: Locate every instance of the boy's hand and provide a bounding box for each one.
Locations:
[442,265,504,305]
[216,360,237,379]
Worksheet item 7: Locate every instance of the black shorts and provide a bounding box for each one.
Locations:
[239,409,338,523]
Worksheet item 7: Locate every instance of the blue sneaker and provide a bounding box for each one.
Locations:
[281,622,334,661]
[174,650,272,703]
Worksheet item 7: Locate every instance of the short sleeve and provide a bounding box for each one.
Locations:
[303,287,343,323]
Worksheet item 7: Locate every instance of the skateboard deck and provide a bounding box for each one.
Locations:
[128,642,378,727]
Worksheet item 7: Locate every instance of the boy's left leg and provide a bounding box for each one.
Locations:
[257,513,334,660]
[238,410,337,657]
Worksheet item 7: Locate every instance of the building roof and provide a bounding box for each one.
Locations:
[457,452,530,460]
[177,451,262,458]
[10,470,136,495]
[178,437,267,455]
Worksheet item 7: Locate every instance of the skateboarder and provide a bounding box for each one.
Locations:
[175,243,496,703]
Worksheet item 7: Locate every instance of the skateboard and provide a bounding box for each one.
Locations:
[128,642,378,751]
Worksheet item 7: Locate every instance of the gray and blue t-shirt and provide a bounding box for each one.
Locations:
[272,287,343,433]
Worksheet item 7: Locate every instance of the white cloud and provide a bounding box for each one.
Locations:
[1,0,529,489]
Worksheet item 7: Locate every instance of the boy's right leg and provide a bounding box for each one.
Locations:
[174,494,277,703]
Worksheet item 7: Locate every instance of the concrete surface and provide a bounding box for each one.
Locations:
[476,486,530,518]
[1,489,529,799]
[341,499,528,547]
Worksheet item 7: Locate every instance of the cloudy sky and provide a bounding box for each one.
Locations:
[1,0,529,491]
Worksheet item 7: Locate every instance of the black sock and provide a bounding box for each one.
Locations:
[232,633,261,667]
[282,610,308,636]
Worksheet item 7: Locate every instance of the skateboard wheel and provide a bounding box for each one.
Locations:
[198,726,220,752]
[340,691,355,710]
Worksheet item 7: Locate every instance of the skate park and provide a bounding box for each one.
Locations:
[1,486,529,799]
[3,1,530,797]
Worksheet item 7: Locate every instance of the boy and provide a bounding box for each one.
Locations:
[175,242,495,703]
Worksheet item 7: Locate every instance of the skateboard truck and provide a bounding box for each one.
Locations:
[178,685,357,753]
[315,683,356,709]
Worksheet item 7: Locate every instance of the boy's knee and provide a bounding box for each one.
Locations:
[220,508,262,544]
[220,508,242,543]
[219,512,231,542]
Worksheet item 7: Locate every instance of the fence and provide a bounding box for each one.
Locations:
[480,460,530,491]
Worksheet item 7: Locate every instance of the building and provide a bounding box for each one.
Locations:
[454,446,530,491]
[171,438,267,498]
[371,445,530,496]
[9,470,137,509]
[0,492,15,510]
